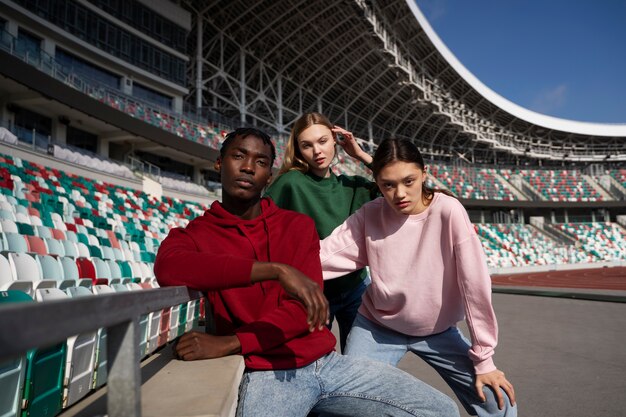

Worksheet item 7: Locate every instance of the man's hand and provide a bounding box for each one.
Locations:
[174,331,241,361]
[475,369,516,410]
[275,264,330,332]
[250,262,330,332]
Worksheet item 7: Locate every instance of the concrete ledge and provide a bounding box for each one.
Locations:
[142,345,244,417]
[493,286,626,303]
[60,344,244,417]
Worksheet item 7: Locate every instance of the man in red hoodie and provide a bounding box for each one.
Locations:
[154,128,458,417]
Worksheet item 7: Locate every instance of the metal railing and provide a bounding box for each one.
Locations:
[0,286,202,417]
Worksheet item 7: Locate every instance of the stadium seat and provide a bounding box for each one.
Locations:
[65,230,78,242]
[8,252,56,292]
[0,291,32,417]
[10,294,67,417]
[3,232,28,253]
[90,284,116,388]
[76,242,91,258]
[26,235,48,255]
[35,225,52,239]
[50,228,66,240]
[0,254,33,294]
[0,209,16,222]
[35,288,97,408]
[101,245,114,260]
[92,257,112,280]
[107,259,122,280]
[0,218,18,234]
[45,238,65,257]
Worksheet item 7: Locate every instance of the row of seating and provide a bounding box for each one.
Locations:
[429,165,516,200]
[476,222,626,268]
[0,283,203,417]
[554,222,626,261]
[476,223,594,268]
[517,168,603,202]
[52,145,134,179]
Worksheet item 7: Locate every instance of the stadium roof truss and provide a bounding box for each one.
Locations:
[184,0,626,164]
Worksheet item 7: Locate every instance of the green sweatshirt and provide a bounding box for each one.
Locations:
[265,169,376,297]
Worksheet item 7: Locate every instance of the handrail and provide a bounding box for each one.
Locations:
[0,286,202,417]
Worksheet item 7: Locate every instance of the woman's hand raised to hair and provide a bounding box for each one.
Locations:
[332,126,373,165]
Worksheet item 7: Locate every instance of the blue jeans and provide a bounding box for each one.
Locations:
[236,351,459,417]
[327,280,368,353]
[344,314,517,417]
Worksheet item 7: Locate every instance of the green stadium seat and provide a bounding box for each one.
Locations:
[0,291,32,417]
[35,288,97,408]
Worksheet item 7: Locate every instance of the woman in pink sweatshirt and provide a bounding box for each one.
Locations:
[320,138,517,417]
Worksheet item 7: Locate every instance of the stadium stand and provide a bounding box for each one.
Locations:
[0,1,624,415]
[517,168,604,202]
[429,164,517,200]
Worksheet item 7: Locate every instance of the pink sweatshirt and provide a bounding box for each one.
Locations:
[320,193,498,374]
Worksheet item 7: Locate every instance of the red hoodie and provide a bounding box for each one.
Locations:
[154,197,337,370]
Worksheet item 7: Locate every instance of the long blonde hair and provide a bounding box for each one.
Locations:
[277,112,336,177]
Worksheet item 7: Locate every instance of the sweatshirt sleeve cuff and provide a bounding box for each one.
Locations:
[234,329,260,355]
[224,257,255,287]
[474,357,497,375]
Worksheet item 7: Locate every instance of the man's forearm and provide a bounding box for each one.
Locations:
[250,261,288,283]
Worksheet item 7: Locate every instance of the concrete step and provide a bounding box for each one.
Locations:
[60,344,244,417]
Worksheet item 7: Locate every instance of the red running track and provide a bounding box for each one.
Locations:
[491,266,626,291]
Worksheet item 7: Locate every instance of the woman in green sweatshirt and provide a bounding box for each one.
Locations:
[265,112,377,351]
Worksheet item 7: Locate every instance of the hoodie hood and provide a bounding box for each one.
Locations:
[204,197,280,226]
[201,197,279,264]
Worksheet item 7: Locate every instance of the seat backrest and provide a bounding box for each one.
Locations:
[76,242,91,258]
[61,240,78,258]
[92,257,112,279]
[0,254,15,287]
[0,218,18,234]
[112,247,124,261]
[36,255,64,281]
[76,232,90,246]
[88,244,103,258]
[76,258,96,280]
[50,228,66,240]
[8,252,42,282]
[35,225,52,239]
[65,230,78,242]
[26,236,47,255]
[130,261,144,280]
[14,212,31,225]
[0,209,16,222]
[101,246,114,260]
[117,260,133,278]
[16,222,35,236]
[140,262,154,279]
[60,257,80,281]
[44,238,65,257]
[5,233,28,253]
[29,215,43,227]
[107,260,122,279]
